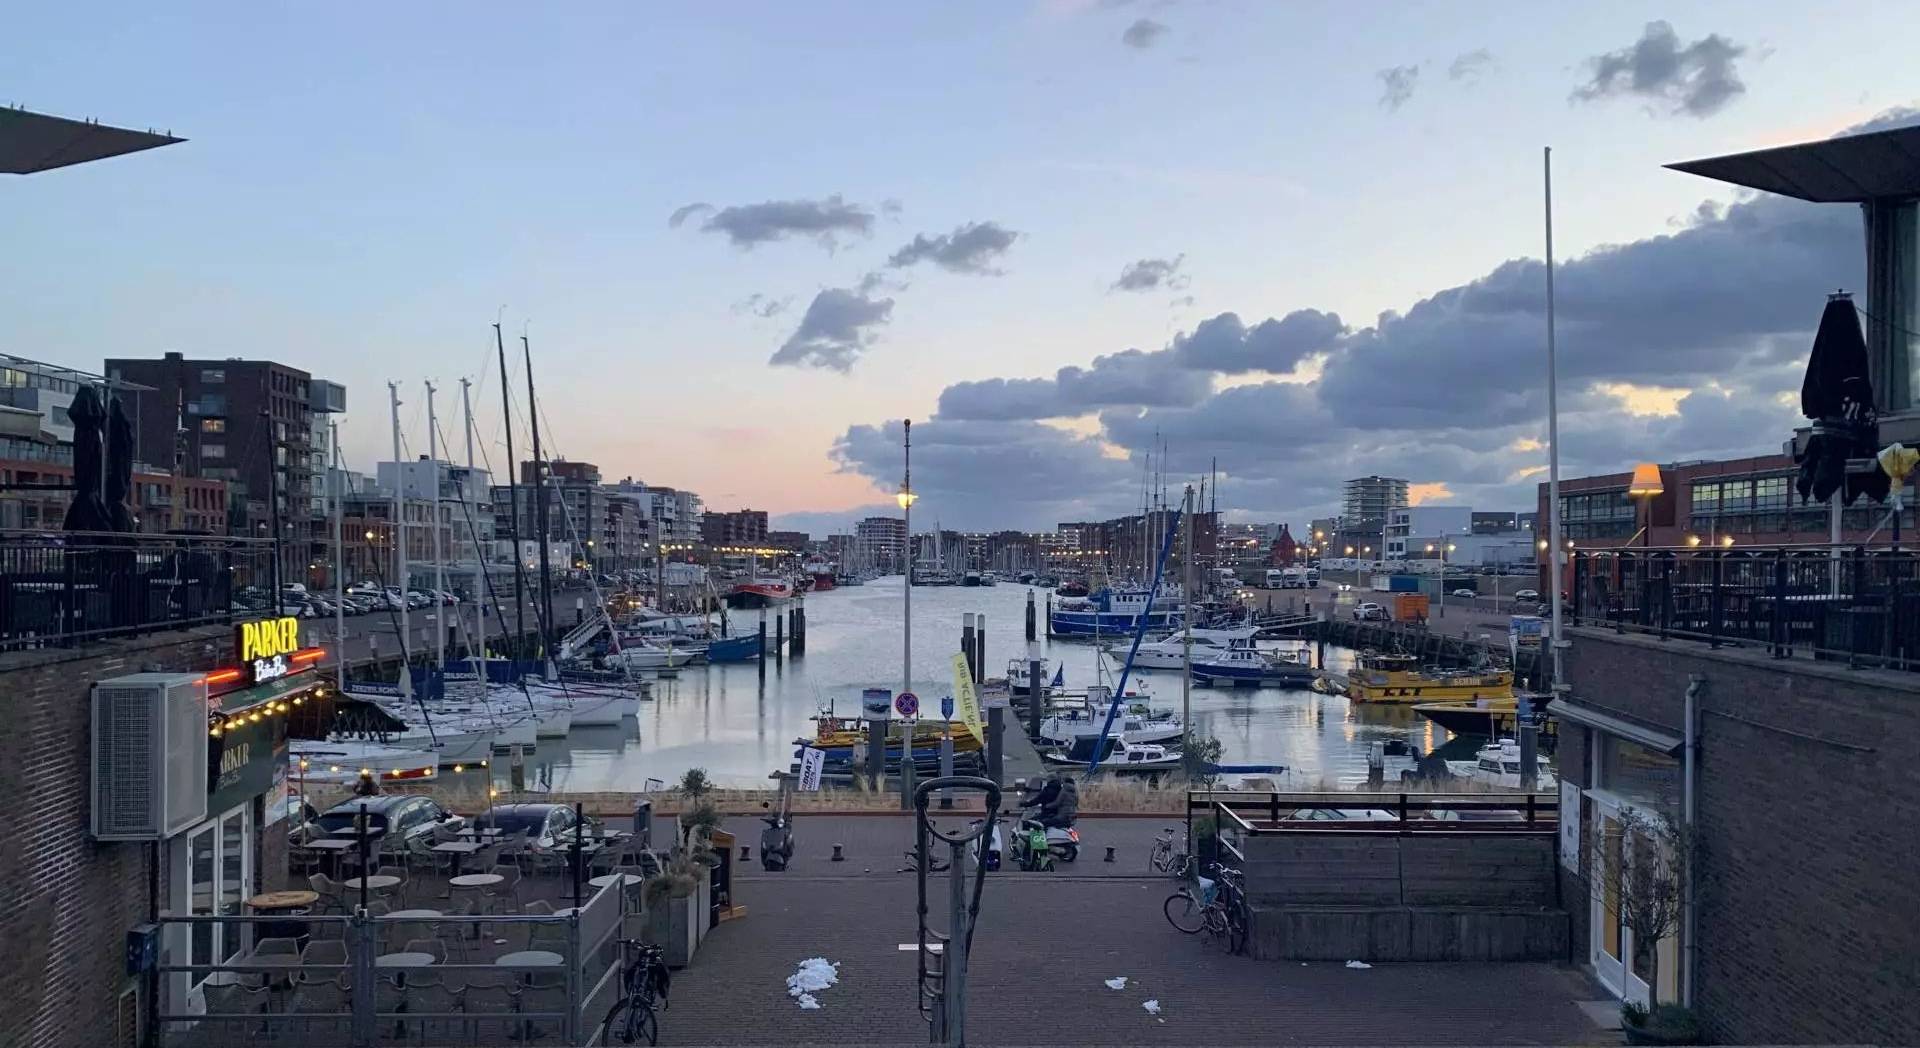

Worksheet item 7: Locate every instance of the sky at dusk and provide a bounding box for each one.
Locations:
[7,2,1918,533]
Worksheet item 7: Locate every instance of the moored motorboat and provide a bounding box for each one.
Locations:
[1346,652,1514,703]
[1189,647,1317,687]
[1041,733,1182,772]
[1048,586,1183,637]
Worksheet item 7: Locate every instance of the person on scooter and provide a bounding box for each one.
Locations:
[1046,776,1079,829]
[1020,774,1063,823]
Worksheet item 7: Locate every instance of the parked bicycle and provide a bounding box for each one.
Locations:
[602,938,672,1045]
[1147,827,1189,877]
[1162,863,1248,954]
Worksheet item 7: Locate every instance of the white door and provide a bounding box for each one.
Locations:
[1587,793,1652,1007]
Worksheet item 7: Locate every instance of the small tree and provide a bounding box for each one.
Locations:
[1182,729,1226,864]
[678,767,712,801]
[1588,804,1689,1011]
[680,798,723,848]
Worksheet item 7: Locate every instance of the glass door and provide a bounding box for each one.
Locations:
[1587,793,1652,1007]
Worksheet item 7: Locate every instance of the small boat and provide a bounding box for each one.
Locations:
[833,571,865,587]
[1039,698,1182,746]
[1005,657,1060,696]
[1042,733,1182,772]
[1414,695,1545,736]
[1190,647,1318,688]
[978,571,997,586]
[1055,579,1089,597]
[1446,738,1558,790]
[805,558,837,591]
[961,570,983,587]
[1119,627,1259,670]
[1346,652,1515,703]
[608,643,698,670]
[704,633,767,663]
[728,576,794,607]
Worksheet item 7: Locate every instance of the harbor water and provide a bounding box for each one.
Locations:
[494,577,1505,790]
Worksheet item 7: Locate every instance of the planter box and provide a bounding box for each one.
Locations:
[647,862,715,968]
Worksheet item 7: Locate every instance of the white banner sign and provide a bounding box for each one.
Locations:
[797,746,826,792]
[1559,780,1582,869]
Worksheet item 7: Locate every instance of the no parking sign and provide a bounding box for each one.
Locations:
[894,691,919,719]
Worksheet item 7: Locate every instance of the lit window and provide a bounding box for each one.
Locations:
[201,418,225,434]
[201,368,225,383]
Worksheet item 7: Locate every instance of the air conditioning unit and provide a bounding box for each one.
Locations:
[92,673,209,840]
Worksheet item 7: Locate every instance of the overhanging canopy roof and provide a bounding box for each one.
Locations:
[0,106,183,175]
[1553,698,1683,757]
[1667,123,1920,203]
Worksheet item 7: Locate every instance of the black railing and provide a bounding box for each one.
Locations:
[0,529,274,652]
[1569,544,1920,670]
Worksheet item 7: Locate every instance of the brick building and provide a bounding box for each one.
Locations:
[703,508,769,547]
[106,353,331,584]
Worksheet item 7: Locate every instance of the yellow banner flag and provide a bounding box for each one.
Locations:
[952,652,986,745]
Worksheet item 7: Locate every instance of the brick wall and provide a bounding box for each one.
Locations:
[0,627,286,1048]
[1563,628,1920,1046]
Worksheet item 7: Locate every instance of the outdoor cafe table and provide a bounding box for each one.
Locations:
[386,909,442,919]
[247,890,319,940]
[342,875,401,899]
[496,950,564,986]
[376,951,438,970]
[588,874,641,891]
[432,840,485,875]
[303,838,356,875]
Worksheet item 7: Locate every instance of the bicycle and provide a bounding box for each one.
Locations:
[1147,827,1187,876]
[601,938,671,1045]
[1162,863,1248,954]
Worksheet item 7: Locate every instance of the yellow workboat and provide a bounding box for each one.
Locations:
[810,715,982,753]
[1345,652,1514,704]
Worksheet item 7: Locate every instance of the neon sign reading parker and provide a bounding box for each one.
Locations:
[236,616,302,685]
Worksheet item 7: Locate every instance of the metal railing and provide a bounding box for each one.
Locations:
[0,528,273,651]
[1569,544,1920,670]
[1187,790,1560,860]
[154,881,628,1047]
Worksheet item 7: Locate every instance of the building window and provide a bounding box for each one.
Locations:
[201,444,226,460]
[1596,735,1679,813]
[1753,476,1789,511]
[201,418,225,434]
[200,368,225,383]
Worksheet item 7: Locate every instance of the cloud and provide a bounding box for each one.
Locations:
[1121,18,1168,49]
[1448,48,1494,83]
[826,104,1911,528]
[768,287,895,372]
[668,203,713,228]
[1111,255,1187,293]
[1378,65,1419,110]
[886,221,1020,274]
[1171,310,1344,374]
[674,194,876,249]
[1572,21,1747,117]
[731,293,792,319]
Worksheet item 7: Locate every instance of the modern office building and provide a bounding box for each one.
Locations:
[856,515,907,572]
[1342,476,1408,529]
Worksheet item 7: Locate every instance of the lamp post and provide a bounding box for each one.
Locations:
[1628,463,1665,550]
[897,420,917,808]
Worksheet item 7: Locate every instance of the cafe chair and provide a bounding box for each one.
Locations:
[307,873,346,915]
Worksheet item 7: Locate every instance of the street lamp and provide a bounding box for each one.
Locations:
[1628,462,1664,549]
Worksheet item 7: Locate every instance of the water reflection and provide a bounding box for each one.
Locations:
[494,578,1539,790]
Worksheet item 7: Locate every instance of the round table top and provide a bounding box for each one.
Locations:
[344,875,401,890]
[247,890,319,910]
[432,840,484,851]
[496,950,564,967]
[375,952,438,968]
[588,874,641,889]
[386,908,443,919]
[448,873,504,887]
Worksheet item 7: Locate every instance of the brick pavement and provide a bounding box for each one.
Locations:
[722,815,1183,879]
[666,814,1610,1046]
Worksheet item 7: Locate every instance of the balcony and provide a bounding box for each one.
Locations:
[1569,544,1920,670]
[1,529,274,651]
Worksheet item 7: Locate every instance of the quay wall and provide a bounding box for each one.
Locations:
[1561,627,1919,1046]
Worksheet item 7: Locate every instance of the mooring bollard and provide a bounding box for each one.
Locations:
[831,843,845,862]
[740,845,751,862]
[1104,846,1116,863]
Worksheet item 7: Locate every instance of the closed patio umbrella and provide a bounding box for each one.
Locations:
[1795,293,1890,506]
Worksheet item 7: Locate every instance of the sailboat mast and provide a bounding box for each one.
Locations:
[331,419,346,693]
[388,382,412,698]
[494,323,528,659]
[426,381,446,669]
[461,377,485,671]
[522,334,555,677]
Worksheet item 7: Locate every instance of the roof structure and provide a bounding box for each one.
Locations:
[0,106,183,175]
[1667,123,1920,203]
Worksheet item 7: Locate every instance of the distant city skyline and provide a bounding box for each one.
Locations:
[7,4,1917,532]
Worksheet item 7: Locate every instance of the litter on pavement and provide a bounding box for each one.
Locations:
[1104,977,1128,990]
[1345,960,1373,970]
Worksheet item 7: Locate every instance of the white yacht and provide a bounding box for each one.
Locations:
[1039,696,1183,746]
[1447,738,1559,790]
[1119,627,1259,671]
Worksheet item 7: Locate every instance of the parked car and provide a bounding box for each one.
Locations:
[1353,601,1389,621]
[1451,588,1478,599]
[1514,589,1540,602]
[313,795,466,847]
[468,803,591,850]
